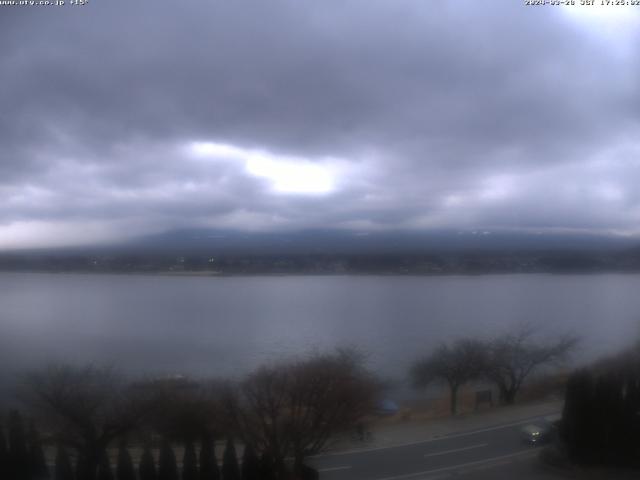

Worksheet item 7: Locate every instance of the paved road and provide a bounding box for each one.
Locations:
[309,415,559,480]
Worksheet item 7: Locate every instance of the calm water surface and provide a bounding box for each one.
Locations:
[1,273,639,380]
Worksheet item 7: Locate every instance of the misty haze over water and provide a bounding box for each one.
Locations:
[1,272,638,382]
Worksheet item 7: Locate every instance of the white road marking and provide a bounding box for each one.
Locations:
[318,465,352,473]
[312,412,559,458]
[373,449,537,480]
[424,442,488,458]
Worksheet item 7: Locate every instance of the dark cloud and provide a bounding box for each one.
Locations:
[1,0,639,248]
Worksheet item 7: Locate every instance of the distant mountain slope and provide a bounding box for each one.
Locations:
[2,229,640,275]
[118,228,638,255]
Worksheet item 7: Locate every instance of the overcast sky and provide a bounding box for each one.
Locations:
[1,0,640,249]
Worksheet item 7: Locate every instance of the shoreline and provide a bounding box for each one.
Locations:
[1,269,640,278]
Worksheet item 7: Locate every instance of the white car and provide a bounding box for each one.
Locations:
[520,423,551,445]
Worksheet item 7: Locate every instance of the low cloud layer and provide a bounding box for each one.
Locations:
[2,0,640,249]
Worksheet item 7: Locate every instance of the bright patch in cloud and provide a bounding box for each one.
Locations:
[245,154,334,194]
[189,142,339,194]
[479,174,517,202]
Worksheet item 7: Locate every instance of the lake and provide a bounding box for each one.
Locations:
[1,272,639,383]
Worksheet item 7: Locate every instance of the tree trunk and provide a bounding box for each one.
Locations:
[293,452,304,479]
[503,388,517,405]
[272,454,288,480]
[76,448,100,480]
[450,384,459,415]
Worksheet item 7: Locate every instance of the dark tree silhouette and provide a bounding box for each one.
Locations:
[484,327,577,404]
[8,410,30,480]
[76,452,89,480]
[143,377,226,444]
[222,439,240,480]
[138,445,157,480]
[562,369,596,463]
[182,440,198,480]
[298,464,319,480]
[240,443,259,480]
[0,425,8,480]
[157,440,179,480]
[561,349,640,468]
[97,451,114,480]
[28,421,50,479]
[621,373,640,462]
[258,452,276,480]
[199,435,220,480]
[54,445,74,480]
[411,340,486,415]
[228,349,379,475]
[115,444,135,480]
[23,365,159,480]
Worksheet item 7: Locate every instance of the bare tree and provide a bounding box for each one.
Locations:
[411,339,486,415]
[227,349,380,478]
[139,376,227,443]
[484,326,577,404]
[21,365,159,480]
